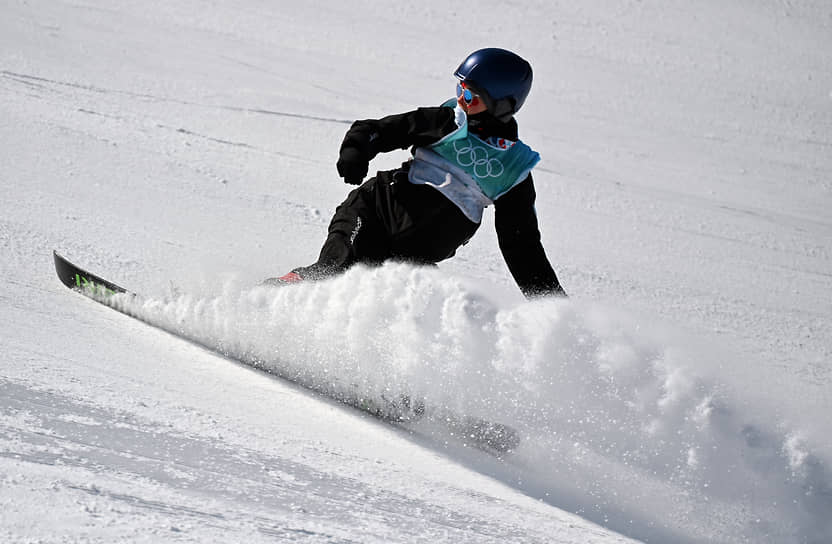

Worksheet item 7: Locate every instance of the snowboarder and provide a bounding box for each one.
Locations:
[270,48,566,298]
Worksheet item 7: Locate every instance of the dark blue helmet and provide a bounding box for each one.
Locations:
[454,48,533,122]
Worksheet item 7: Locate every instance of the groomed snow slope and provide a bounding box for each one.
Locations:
[2,1,831,543]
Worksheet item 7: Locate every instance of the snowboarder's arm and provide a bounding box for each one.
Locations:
[494,175,567,299]
[337,107,458,184]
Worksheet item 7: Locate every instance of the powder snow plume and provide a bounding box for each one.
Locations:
[110,264,832,543]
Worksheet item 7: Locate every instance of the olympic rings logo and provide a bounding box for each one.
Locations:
[453,141,504,179]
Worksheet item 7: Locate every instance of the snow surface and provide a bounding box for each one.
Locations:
[2,1,832,542]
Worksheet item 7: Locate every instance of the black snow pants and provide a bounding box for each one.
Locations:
[295,165,479,280]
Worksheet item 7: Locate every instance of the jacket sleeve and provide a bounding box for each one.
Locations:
[494,174,567,299]
[339,106,459,164]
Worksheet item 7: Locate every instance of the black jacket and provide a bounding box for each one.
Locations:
[338,106,565,298]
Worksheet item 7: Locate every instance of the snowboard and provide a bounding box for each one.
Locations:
[52,250,520,453]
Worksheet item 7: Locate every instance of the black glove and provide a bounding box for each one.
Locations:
[337,147,368,185]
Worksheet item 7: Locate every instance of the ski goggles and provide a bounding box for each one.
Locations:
[456,82,481,105]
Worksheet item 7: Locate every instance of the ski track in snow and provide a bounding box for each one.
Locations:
[0,380,549,543]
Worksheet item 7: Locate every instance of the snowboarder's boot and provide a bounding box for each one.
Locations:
[262,271,304,286]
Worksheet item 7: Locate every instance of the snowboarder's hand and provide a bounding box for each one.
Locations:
[337,147,368,185]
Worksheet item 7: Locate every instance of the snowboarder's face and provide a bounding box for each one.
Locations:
[456,82,488,115]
